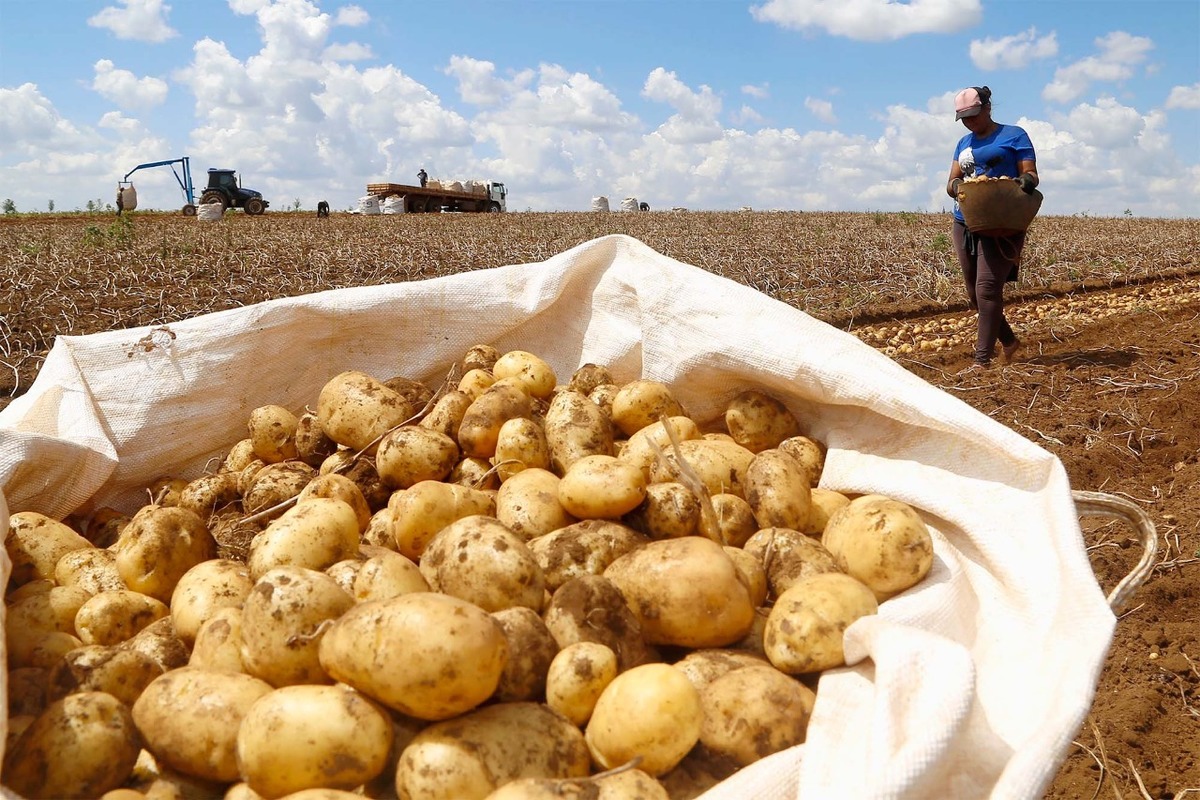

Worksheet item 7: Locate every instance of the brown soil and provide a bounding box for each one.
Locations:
[879,281,1200,799]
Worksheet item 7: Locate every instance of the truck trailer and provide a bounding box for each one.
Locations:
[365,180,507,213]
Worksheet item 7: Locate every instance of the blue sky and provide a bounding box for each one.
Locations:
[1,0,1197,216]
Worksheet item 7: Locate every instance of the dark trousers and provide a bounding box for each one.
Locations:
[953,221,1022,363]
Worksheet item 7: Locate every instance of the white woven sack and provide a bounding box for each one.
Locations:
[119,185,138,211]
[426,179,443,191]
[0,235,1114,798]
[446,180,464,193]
[381,195,406,214]
[591,195,610,212]
[357,196,381,215]
[197,202,224,221]
[620,196,639,211]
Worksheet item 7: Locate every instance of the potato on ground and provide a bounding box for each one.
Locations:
[458,382,534,458]
[132,667,273,783]
[527,519,648,593]
[319,591,508,720]
[586,663,702,776]
[352,550,429,602]
[6,585,92,666]
[617,415,703,481]
[419,515,546,613]
[3,692,141,800]
[492,606,560,702]
[778,435,826,487]
[673,648,772,692]
[419,389,474,440]
[111,504,216,603]
[821,494,935,599]
[764,572,879,674]
[395,702,590,800]
[624,481,700,540]
[805,487,852,535]
[494,416,552,481]
[698,664,816,767]
[492,349,558,399]
[242,461,318,518]
[296,472,372,532]
[546,641,618,726]
[239,566,354,687]
[117,616,189,673]
[188,606,248,673]
[237,684,394,798]
[603,537,755,648]
[295,411,339,466]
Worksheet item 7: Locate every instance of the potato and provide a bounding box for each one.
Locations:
[178,471,242,522]
[317,370,415,452]
[188,606,247,673]
[395,702,590,800]
[148,476,190,508]
[566,363,615,396]
[617,415,703,481]
[527,519,648,593]
[494,416,552,481]
[247,496,361,580]
[462,343,501,373]
[319,592,508,720]
[221,438,259,473]
[821,494,935,599]
[673,648,771,692]
[625,481,700,539]
[22,630,85,669]
[724,546,769,607]
[245,404,300,463]
[724,390,803,453]
[3,692,141,799]
[75,589,170,646]
[169,558,253,645]
[296,472,372,532]
[543,575,654,672]
[586,663,702,776]
[352,550,429,602]
[54,547,125,595]
[648,438,755,499]
[117,617,190,673]
[546,641,618,726]
[745,449,813,531]
[112,504,216,603]
[129,667,271,783]
[239,566,354,687]
[458,367,498,400]
[5,510,92,587]
[375,425,460,488]
[417,389,473,441]
[419,515,545,612]
[778,435,826,487]
[85,507,131,548]
[458,382,534,458]
[321,453,390,511]
[698,664,816,767]
[543,389,615,474]
[237,458,268,496]
[295,411,338,467]
[484,770,669,800]
[389,479,495,559]
[710,493,758,547]
[744,527,843,598]
[243,461,318,517]
[9,666,49,716]
[449,456,501,490]
[362,507,396,550]
[764,571,879,674]
[236,683,394,797]
[588,383,618,417]
[493,349,558,399]
[7,584,92,646]
[611,380,686,437]
[495,467,577,541]
[383,374,435,411]
[492,606,560,702]
[557,455,647,519]
[326,558,364,594]
[603,537,755,648]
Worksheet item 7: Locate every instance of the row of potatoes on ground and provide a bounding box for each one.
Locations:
[3,344,935,800]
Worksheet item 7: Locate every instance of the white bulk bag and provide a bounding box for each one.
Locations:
[118,184,138,211]
[197,202,224,221]
[357,196,381,215]
[620,196,639,212]
[445,180,464,193]
[0,235,1114,799]
[381,195,406,214]
[591,196,610,212]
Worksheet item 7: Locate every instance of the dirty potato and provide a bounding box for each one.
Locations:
[724,390,803,454]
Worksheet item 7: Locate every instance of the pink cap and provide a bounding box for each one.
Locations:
[955,87,985,120]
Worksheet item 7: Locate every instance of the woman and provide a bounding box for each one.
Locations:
[946,86,1039,370]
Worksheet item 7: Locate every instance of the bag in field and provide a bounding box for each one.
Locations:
[0,234,1114,799]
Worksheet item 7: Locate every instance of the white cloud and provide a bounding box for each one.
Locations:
[322,42,374,61]
[1061,96,1146,149]
[446,56,520,107]
[733,105,766,126]
[642,68,724,145]
[335,5,369,26]
[92,60,169,109]
[805,96,837,125]
[742,83,770,99]
[750,0,982,42]
[1042,31,1154,104]
[88,0,178,43]
[1165,83,1200,109]
[969,28,1058,70]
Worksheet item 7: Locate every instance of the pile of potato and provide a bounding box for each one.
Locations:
[2,345,935,800]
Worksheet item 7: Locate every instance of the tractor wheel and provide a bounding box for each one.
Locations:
[200,191,228,211]
[244,198,265,216]
[182,204,197,217]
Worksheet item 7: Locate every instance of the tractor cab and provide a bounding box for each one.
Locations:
[201,168,269,215]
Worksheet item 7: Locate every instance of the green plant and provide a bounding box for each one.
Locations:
[47,200,55,212]
[929,233,951,253]
[2,198,15,214]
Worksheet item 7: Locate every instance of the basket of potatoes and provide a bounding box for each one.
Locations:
[0,234,1142,799]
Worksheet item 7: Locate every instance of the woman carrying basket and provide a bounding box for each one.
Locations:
[946,85,1039,371]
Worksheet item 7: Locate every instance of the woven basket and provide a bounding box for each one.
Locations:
[958,178,1043,237]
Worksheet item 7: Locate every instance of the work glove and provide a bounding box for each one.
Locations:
[1017,173,1037,194]
[958,148,976,176]
[949,178,964,199]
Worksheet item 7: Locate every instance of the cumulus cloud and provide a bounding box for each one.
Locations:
[88,0,178,42]
[805,96,837,125]
[92,60,169,109]
[750,0,982,42]
[1165,83,1200,109]
[969,28,1058,70]
[742,83,770,99]
[733,105,766,126]
[335,5,369,26]
[642,68,724,144]
[1062,96,1146,149]
[1043,31,1154,104]
[322,42,374,61]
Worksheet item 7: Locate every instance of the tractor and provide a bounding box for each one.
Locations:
[200,168,269,215]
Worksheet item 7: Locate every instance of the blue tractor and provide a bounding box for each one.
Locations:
[120,156,269,215]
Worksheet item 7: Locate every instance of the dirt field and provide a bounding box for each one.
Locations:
[2,211,1198,797]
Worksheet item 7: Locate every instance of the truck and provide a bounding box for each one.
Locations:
[364,180,508,213]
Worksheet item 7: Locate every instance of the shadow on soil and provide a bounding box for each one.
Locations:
[1027,348,1140,368]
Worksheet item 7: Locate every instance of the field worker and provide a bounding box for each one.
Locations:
[946,85,1038,371]
[417,168,428,187]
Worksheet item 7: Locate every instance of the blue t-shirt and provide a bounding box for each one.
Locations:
[952,123,1036,222]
